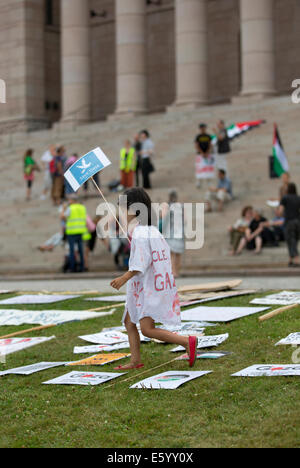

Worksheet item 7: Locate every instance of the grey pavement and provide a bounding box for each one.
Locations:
[0,276,298,293]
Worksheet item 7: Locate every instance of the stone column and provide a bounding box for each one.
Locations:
[61,0,91,122]
[173,0,208,108]
[113,0,147,117]
[239,0,275,98]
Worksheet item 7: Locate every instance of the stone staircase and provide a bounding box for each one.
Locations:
[0,95,299,275]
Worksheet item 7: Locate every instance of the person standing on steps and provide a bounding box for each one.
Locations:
[120,139,136,189]
[24,149,40,201]
[140,130,155,189]
[279,182,300,267]
[214,120,231,172]
[61,194,88,273]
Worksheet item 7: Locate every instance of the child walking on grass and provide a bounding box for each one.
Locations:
[110,188,198,370]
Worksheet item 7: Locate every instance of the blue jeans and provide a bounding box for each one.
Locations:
[67,234,84,272]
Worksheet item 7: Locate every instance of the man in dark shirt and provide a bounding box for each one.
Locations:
[280,183,300,266]
[194,123,212,156]
[215,120,231,172]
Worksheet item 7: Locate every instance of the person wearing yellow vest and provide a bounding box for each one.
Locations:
[61,195,88,273]
[120,140,136,188]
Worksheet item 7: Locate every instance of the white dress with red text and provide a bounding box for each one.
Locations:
[123,225,181,327]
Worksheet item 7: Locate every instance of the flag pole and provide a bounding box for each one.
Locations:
[90,177,130,243]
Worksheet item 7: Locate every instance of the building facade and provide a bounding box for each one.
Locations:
[0,0,299,133]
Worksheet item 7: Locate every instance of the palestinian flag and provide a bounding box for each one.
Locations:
[211,120,266,145]
[272,124,289,177]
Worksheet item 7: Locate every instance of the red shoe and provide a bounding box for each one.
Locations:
[188,336,198,368]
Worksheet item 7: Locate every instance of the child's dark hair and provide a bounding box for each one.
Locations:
[287,182,298,195]
[121,188,156,226]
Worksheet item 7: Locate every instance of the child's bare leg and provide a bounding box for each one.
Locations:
[123,312,142,367]
[140,317,189,350]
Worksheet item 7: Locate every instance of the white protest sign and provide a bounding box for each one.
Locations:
[195,154,216,180]
[86,295,126,303]
[131,371,212,390]
[78,330,129,345]
[0,362,67,377]
[0,309,114,326]
[64,147,111,192]
[232,365,300,377]
[171,333,229,352]
[73,343,130,354]
[251,291,300,306]
[43,371,125,386]
[181,306,268,323]
[0,294,79,305]
[176,351,231,360]
[0,336,55,356]
[275,333,300,346]
[159,322,215,332]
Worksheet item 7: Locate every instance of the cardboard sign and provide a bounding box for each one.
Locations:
[73,343,130,354]
[64,147,111,192]
[131,371,212,390]
[171,333,229,352]
[251,291,300,306]
[0,336,55,356]
[275,333,300,346]
[0,294,79,305]
[176,351,231,360]
[0,362,67,377]
[43,371,125,386]
[86,295,126,303]
[0,309,113,326]
[67,353,130,366]
[181,306,268,323]
[232,365,300,377]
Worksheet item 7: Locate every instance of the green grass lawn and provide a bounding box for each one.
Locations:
[0,291,299,448]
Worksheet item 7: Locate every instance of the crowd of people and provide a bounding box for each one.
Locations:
[228,175,300,267]
[23,119,300,273]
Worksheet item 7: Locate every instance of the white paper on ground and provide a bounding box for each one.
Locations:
[275,333,300,346]
[79,330,150,345]
[158,322,215,332]
[0,362,68,377]
[0,294,79,305]
[78,330,129,345]
[73,342,131,354]
[43,371,125,386]
[171,333,229,352]
[0,336,55,356]
[130,370,212,390]
[251,291,300,306]
[85,295,126,303]
[232,364,300,377]
[0,309,114,326]
[181,306,268,322]
[176,351,231,360]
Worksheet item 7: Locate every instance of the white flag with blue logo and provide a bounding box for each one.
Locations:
[64,147,111,192]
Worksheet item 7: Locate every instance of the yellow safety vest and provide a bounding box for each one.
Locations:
[65,204,88,236]
[120,148,136,173]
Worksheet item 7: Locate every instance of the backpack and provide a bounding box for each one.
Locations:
[49,158,56,174]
